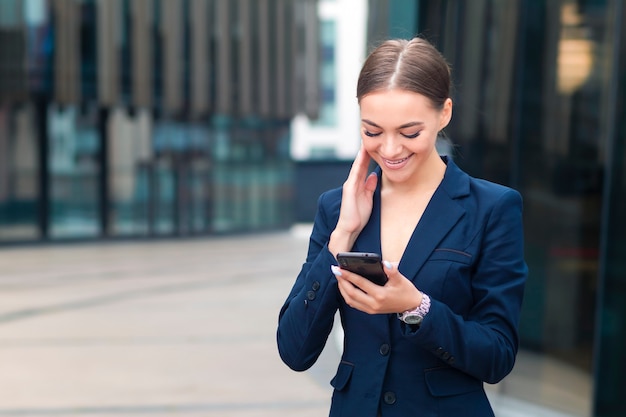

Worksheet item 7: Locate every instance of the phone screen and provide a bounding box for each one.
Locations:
[336,252,388,286]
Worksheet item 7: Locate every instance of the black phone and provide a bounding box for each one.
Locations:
[336,252,388,286]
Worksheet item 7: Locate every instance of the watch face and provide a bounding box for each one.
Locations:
[404,314,423,325]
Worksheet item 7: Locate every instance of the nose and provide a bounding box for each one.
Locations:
[380,134,403,158]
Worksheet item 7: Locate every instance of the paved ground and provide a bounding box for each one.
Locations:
[0,227,587,417]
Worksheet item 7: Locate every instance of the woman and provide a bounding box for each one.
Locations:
[277,37,527,417]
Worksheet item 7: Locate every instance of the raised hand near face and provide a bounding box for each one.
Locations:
[328,148,379,256]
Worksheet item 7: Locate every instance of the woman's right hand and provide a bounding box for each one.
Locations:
[328,148,378,256]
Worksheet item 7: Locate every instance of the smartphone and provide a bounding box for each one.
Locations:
[336,252,388,286]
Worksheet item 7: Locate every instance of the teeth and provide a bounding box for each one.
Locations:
[385,157,408,165]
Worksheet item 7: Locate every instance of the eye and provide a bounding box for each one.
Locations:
[402,131,421,139]
[364,130,381,137]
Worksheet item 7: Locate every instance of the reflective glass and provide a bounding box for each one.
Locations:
[48,104,101,238]
[414,0,620,415]
[314,19,338,127]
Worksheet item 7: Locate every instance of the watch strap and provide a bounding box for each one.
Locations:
[398,293,431,323]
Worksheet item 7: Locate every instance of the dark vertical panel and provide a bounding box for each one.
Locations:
[257,0,271,117]
[275,0,287,118]
[290,0,305,116]
[161,0,183,114]
[366,0,390,45]
[593,2,626,415]
[303,0,319,119]
[35,95,50,238]
[215,0,231,114]
[97,0,120,106]
[0,1,27,102]
[237,0,253,116]
[98,107,110,235]
[282,0,294,117]
[80,0,98,101]
[190,0,209,118]
[132,0,153,108]
[52,0,81,104]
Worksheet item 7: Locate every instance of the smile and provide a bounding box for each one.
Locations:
[382,154,413,168]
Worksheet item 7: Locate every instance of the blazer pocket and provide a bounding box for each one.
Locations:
[430,248,472,264]
[330,361,354,391]
[424,367,482,397]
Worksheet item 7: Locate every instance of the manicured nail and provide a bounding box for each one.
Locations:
[383,260,393,269]
[331,265,342,276]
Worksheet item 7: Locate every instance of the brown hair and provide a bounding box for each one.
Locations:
[356,37,451,110]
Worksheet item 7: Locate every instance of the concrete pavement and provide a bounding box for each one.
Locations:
[0,227,587,416]
[0,231,335,416]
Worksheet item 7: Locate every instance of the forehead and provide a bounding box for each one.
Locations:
[359,89,437,125]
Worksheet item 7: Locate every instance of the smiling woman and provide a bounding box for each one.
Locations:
[277,36,528,417]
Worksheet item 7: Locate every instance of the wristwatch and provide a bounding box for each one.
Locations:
[398,293,431,326]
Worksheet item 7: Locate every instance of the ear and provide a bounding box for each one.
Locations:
[438,98,453,130]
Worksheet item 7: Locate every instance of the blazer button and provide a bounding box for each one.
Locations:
[383,391,396,405]
[447,356,455,365]
[435,347,445,355]
[312,281,321,291]
[306,290,316,301]
[442,351,451,360]
[379,343,390,356]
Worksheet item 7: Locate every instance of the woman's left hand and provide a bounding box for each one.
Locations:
[332,262,423,314]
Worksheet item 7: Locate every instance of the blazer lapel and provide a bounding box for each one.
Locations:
[398,157,469,282]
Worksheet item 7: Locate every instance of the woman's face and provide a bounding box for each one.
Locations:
[359,89,452,184]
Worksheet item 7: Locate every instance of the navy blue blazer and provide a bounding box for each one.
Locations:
[277,156,528,417]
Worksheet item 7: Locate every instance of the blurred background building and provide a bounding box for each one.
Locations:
[1,0,626,416]
[1,0,320,240]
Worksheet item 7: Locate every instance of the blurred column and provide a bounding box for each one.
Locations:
[52,0,81,105]
[453,0,487,141]
[132,0,153,109]
[484,0,519,144]
[237,0,253,116]
[0,0,27,102]
[275,0,288,118]
[257,0,272,117]
[215,0,232,115]
[161,0,183,115]
[190,0,210,118]
[366,0,390,44]
[97,0,120,106]
[291,0,305,117]
[303,0,319,119]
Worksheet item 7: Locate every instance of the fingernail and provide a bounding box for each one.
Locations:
[383,260,393,269]
[331,265,342,276]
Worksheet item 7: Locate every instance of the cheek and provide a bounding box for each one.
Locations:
[360,135,378,153]
[413,132,439,150]
[361,142,385,166]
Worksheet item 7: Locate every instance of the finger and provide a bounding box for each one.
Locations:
[333,267,370,300]
[364,171,378,193]
[346,148,371,185]
[382,261,403,283]
[336,274,364,304]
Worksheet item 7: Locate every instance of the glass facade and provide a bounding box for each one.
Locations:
[0,0,320,243]
[315,19,338,128]
[368,0,626,415]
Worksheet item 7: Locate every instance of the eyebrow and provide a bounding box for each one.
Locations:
[361,119,425,129]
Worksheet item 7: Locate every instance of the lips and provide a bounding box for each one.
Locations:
[382,154,413,169]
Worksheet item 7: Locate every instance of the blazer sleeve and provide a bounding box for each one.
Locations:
[276,190,342,372]
[403,188,528,384]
